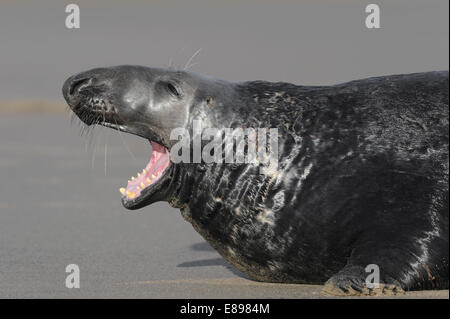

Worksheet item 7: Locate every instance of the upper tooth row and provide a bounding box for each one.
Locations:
[129,170,157,182]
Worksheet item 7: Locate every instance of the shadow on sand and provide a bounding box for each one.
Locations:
[177,242,249,279]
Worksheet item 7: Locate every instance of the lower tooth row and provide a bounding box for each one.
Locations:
[119,188,136,199]
[119,176,157,198]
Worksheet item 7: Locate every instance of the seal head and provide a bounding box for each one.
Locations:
[63,65,237,209]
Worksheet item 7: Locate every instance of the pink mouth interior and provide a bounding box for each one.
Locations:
[120,141,170,200]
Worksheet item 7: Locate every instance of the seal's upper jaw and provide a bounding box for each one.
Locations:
[62,69,123,126]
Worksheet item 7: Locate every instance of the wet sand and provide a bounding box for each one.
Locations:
[0,0,448,299]
[0,112,447,298]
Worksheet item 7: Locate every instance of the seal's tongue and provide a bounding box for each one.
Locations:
[120,141,170,199]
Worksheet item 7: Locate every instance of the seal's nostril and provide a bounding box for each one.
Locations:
[69,77,91,96]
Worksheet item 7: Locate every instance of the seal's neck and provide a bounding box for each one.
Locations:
[164,162,198,209]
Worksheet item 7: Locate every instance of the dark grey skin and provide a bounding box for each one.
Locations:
[63,66,449,295]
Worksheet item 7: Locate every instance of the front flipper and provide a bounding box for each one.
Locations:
[323,264,405,296]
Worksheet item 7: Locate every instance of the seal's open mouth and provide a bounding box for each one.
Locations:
[120,141,170,202]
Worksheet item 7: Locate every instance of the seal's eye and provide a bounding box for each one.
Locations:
[166,83,180,98]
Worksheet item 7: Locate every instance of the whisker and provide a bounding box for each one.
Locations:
[184,48,202,70]
[104,141,108,176]
[175,47,186,69]
[185,62,198,70]
[90,128,99,169]
[114,118,137,161]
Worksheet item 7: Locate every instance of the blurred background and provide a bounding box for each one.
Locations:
[0,0,448,298]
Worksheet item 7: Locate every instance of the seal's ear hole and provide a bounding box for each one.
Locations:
[166,82,181,98]
[206,96,213,106]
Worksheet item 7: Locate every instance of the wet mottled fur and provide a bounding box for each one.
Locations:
[169,72,449,293]
[64,67,448,295]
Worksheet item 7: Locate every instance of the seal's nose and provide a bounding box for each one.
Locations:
[62,76,92,102]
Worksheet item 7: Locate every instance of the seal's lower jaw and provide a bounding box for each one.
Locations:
[120,141,172,210]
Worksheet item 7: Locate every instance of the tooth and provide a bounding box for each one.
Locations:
[143,169,147,174]
[140,182,145,188]
[146,178,151,185]
[119,188,126,195]
[126,190,136,198]
[137,186,140,190]
[137,173,141,177]
[128,180,131,183]
[131,176,135,180]
[152,174,156,178]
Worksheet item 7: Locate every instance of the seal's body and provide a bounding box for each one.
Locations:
[63,67,449,295]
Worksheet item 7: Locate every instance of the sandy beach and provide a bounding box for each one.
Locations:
[0,0,448,298]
